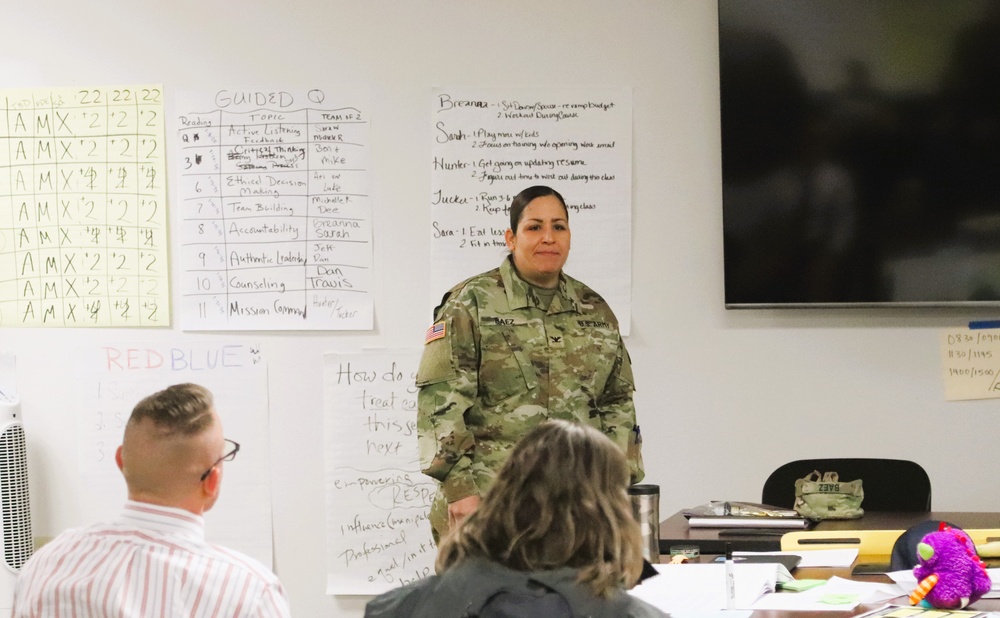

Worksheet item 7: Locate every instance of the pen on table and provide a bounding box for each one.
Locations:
[725,541,736,609]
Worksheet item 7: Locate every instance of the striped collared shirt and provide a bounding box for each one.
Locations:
[12,500,291,618]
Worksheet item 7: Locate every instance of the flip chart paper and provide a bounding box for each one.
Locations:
[176,88,373,331]
[0,86,168,327]
[324,351,437,595]
[80,342,274,567]
[430,87,633,334]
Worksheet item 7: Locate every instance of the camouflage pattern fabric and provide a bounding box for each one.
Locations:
[417,257,643,539]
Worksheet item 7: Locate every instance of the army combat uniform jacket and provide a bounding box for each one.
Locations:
[417,257,643,513]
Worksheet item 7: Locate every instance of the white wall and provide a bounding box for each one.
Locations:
[2,1,998,615]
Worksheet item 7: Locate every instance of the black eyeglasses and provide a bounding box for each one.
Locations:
[200,439,240,482]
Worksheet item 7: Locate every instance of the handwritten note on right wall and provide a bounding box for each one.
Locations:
[940,328,1000,400]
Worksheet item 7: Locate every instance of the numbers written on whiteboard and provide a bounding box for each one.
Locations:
[93,411,125,432]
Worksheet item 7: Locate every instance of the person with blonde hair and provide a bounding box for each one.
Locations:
[365,420,666,618]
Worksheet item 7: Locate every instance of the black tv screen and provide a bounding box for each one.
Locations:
[719,0,1000,307]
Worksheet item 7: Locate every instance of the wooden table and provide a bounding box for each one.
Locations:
[656,555,1000,618]
[659,511,1000,555]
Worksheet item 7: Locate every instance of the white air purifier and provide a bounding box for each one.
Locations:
[0,393,32,611]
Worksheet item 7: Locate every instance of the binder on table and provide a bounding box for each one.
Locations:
[683,501,812,529]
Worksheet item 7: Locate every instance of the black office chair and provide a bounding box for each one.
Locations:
[761,458,931,512]
[889,520,955,570]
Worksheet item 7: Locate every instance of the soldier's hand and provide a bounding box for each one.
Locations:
[447,495,480,527]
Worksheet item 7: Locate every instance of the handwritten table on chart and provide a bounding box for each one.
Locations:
[0,86,168,327]
[176,88,373,331]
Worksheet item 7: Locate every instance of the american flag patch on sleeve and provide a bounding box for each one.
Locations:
[425,321,446,344]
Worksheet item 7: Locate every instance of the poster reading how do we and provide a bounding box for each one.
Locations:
[324,351,437,595]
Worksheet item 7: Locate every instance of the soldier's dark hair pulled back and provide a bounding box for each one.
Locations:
[509,186,568,232]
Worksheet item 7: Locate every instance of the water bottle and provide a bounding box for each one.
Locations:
[628,484,660,561]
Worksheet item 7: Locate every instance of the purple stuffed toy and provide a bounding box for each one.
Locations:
[910,523,991,609]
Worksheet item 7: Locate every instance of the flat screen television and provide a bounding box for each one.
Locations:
[719,0,1000,308]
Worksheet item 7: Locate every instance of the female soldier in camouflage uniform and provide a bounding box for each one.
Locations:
[417,185,643,541]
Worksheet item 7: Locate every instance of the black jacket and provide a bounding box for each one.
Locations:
[363,558,667,618]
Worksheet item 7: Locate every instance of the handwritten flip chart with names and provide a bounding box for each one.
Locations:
[940,328,1000,401]
[80,342,275,567]
[0,86,168,327]
[176,88,373,331]
[431,87,633,334]
[324,351,437,595]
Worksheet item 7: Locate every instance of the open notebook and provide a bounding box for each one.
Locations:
[629,563,792,612]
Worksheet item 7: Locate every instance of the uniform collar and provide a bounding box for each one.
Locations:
[500,256,581,313]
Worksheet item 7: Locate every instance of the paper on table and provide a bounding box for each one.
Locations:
[885,570,917,590]
[888,568,1000,599]
[736,549,860,568]
[855,603,995,618]
[752,576,907,611]
[672,613,753,618]
[629,563,778,611]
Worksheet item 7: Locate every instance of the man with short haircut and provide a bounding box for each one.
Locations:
[12,383,291,617]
